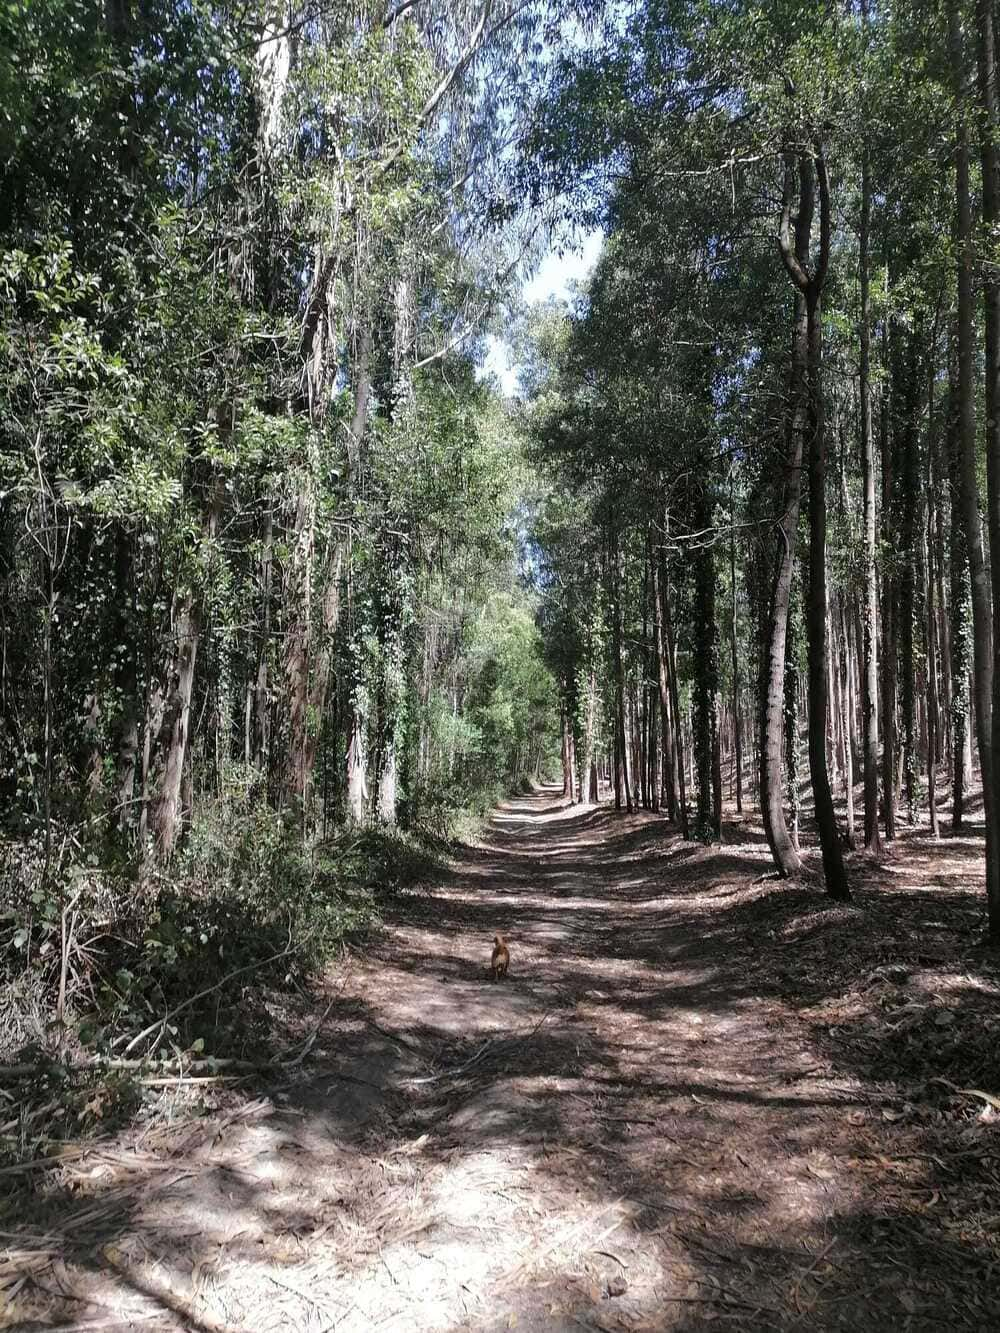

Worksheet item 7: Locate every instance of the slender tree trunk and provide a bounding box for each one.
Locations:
[693,487,719,839]
[343,327,374,822]
[841,600,857,847]
[252,505,274,772]
[148,474,224,858]
[651,530,678,820]
[948,350,972,828]
[580,670,596,804]
[113,529,140,829]
[859,0,882,854]
[935,464,953,774]
[894,320,922,825]
[951,0,997,884]
[658,539,689,837]
[976,0,1000,937]
[729,489,744,814]
[711,687,723,839]
[804,274,848,898]
[760,280,807,876]
[776,138,847,897]
[648,673,660,812]
[881,340,898,841]
[611,524,633,812]
[928,492,942,839]
[785,605,801,851]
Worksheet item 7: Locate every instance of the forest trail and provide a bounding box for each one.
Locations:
[9,790,1000,1331]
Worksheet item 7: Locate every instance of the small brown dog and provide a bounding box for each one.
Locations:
[491,933,510,981]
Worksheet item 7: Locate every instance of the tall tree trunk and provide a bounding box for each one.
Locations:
[976,0,1000,937]
[648,674,660,812]
[347,710,368,821]
[343,328,375,821]
[693,486,719,839]
[729,486,744,814]
[859,0,881,855]
[760,271,807,876]
[652,535,679,821]
[778,138,848,899]
[934,447,953,775]
[805,287,848,897]
[252,504,274,772]
[149,475,224,858]
[881,335,898,841]
[611,523,633,812]
[894,320,922,825]
[785,598,801,851]
[658,539,689,837]
[113,529,140,830]
[928,489,942,839]
[840,599,857,847]
[951,0,997,881]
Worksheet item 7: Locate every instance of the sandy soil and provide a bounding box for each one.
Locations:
[4,789,1000,1331]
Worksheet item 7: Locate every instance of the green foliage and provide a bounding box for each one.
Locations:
[1,795,445,1075]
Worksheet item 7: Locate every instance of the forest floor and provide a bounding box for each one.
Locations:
[4,788,1000,1332]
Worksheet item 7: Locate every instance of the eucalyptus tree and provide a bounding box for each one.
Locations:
[975,0,1000,938]
[1,0,571,874]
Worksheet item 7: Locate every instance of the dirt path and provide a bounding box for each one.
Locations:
[7,790,1000,1331]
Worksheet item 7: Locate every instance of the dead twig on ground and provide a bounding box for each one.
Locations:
[405,1010,553,1086]
[102,1244,249,1333]
[503,1197,625,1284]
[279,994,338,1067]
[929,1076,1000,1111]
[0,1055,274,1078]
[116,931,294,1057]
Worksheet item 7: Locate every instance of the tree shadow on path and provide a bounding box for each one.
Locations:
[5,788,1000,1331]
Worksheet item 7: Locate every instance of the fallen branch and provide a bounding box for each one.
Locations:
[0,1055,273,1078]
[139,1074,249,1087]
[929,1077,1000,1110]
[102,1244,250,1333]
[404,1037,493,1086]
[405,1010,553,1086]
[0,1145,91,1177]
[279,994,337,1068]
[115,931,294,1057]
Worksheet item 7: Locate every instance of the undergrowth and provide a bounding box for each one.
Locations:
[0,797,447,1165]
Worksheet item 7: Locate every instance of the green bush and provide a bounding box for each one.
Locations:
[1,798,445,1066]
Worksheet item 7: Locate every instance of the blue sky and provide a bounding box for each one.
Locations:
[481,229,603,395]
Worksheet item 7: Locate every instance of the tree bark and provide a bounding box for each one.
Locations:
[149,475,224,858]
[729,485,744,814]
[880,327,898,841]
[951,0,997,886]
[927,489,941,839]
[840,598,856,847]
[760,307,807,872]
[859,0,881,856]
[693,486,719,840]
[657,539,689,837]
[652,533,678,820]
[777,139,848,899]
[611,522,633,812]
[761,148,813,879]
[976,0,1000,937]
[893,320,922,825]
